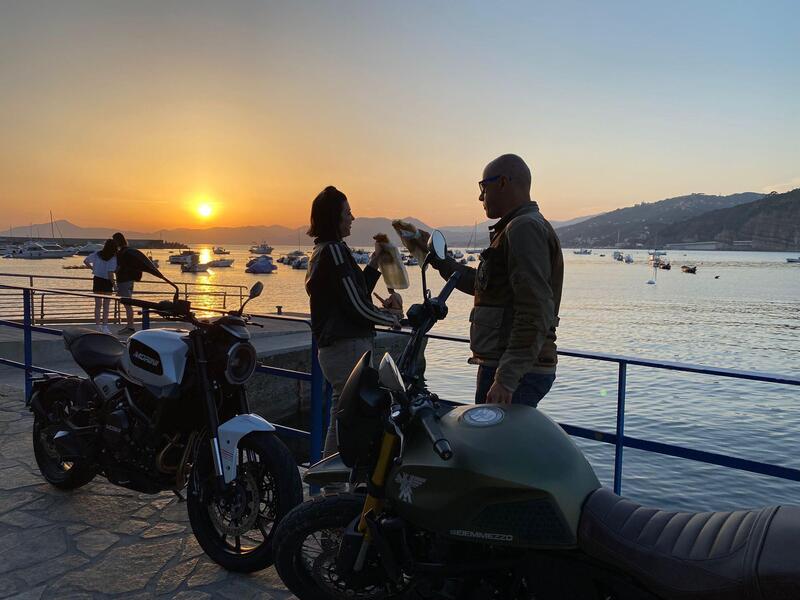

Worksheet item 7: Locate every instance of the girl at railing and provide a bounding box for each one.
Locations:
[83,239,117,334]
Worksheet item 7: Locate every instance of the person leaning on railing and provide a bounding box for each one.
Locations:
[417,154,564,407]
[83,238,118,334]
[304,186,399,458]
[113,232,141,336]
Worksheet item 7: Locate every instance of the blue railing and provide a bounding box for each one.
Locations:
[1,283,799,494]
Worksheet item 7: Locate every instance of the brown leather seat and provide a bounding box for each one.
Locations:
[579,487,800,599]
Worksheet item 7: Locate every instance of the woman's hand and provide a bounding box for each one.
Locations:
[369,240,388,269]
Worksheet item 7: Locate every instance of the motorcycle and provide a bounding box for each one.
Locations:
[29,251,303,572]
[273,231,800,599]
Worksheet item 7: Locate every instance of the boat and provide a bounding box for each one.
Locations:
[245,255,277,274]
[404,256,419,266]
[213,246,230,255]
[292,256,309,270]
[249,242,273,254]
[146,252,159,268]
[278,250,306,265]
[75,242,104,255]
[787,257,800,263]
[658,261,672,270]
[168,250,198,265]
[62,265,91,270]
[573,248,592,255]
[612,251,624,262]
[4,241,75,259]
[467,255,476,262]
[458,258,468,265]
[624,255,634,264]
[450,249,464,259]
[464,222,483,255]
[181,262,209,273]
[207,258,234,268]
[681,265,697,274]
[465,248,483,254]
[351,249,370,264]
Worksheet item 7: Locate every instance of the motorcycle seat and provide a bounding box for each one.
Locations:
[63,328,125,375]
[579,487,800,599]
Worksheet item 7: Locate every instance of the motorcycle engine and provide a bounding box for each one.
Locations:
[102,408,130,447]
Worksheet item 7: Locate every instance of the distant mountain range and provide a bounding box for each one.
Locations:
[2,213,592,248]
[555,192,767,248]
[5,191,797,250]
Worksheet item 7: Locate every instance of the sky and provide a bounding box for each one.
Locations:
[1,0,798,232]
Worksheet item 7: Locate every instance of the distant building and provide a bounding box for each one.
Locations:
[664,241,726,250]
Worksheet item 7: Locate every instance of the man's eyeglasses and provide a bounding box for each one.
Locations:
[478,174,506,193]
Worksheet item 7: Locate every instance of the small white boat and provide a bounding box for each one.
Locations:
[249,242,273,254]
[213,246,230,255]
[612,251,624,261]
[467,255,476,262]
[76,242,104,256]
[465,248,483,254]
[168,251,198,265]
[181,262,208,273]
[786,257,800,263]
[146,252,159,268]
[451,249,464,259]
[292,256,309,270]
[573,248,592,255]
[278,250,306,266]
[208,258,234,268]
[404,256,419,266]
[246,255,277,274]
[351,250,370,264]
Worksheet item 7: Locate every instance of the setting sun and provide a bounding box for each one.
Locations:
[197,203,213,219]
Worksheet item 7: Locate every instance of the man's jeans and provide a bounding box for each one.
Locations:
[475,366,555,407]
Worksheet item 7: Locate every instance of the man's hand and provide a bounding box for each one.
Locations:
[486,380,513,404]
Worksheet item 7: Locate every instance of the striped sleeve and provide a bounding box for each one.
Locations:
[327,243,396,326]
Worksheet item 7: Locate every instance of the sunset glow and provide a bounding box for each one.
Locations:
[197,203,213,219]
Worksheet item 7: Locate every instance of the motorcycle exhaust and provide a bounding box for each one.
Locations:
[52,430,86,460]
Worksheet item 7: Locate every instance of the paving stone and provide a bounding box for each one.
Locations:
[154,557,198,594]
[65,525,89,535]
[0,490,41,515]
[17,494,54,512]
[111,519,150,535]
[4,584,45,600]
[179,536,204,561]
[16,553,89,586]
[187,558,228,588]
[0,575,26,599]
[215,577,287,600]
[0,527,66,574]
[0,411,22,422]
[0,508,52,529]
[141,522,186,539]
[0,466,43,490]
[74,529,119,557]
[172,592,212,600]
[58,537,181,594]
[159,500,190,523]
[132,505,157,520]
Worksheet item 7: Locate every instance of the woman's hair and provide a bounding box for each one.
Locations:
[307,186,347,240]
[99,239,117,261]
[112,232,127,248]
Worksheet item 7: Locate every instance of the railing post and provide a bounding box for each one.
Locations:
[309,337,324,467]
[23,289,33,403]
[613,362,627,494]
[39,293,44,325]
[142,307,150,330]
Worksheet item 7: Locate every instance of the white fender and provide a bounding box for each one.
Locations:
[217,413,276,483]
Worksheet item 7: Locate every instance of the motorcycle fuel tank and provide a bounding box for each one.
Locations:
[386,404,600,549]
[121,329,190,395]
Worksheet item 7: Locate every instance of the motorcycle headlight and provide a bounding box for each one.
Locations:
[225,342,257,385]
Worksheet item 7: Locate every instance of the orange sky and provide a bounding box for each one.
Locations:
[1,2,797,232]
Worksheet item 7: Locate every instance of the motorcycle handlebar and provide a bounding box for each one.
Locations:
[436,271,461,304]
[417,405,453,461]
[120,298,190,318]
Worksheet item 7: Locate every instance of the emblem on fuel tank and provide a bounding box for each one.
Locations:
[395,472,426,504]
[461,405,504,427]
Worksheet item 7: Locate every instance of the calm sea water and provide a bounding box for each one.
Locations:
[2,245,799,511]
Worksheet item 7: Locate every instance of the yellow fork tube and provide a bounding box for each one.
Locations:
[358,432,398,533]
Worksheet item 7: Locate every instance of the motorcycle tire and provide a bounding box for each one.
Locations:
[31,380,97,490]
[274,493,401,600]
[187,431,302,573]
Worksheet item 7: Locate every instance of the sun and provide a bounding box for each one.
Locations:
[196,203,213,219]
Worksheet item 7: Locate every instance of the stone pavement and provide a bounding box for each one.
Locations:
[0,384,297,599]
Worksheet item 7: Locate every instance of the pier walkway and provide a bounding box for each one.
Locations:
[0,384,296,599]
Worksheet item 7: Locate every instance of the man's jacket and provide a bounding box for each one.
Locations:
[306,240,395,347]
[435,202,563,391]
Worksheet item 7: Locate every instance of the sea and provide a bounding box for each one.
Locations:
[1,244,799,512]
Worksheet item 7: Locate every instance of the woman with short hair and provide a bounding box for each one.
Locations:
[305,186,397,457]
[83,238,118,334]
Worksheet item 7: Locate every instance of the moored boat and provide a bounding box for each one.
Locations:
[4,241,75,259]
[207,258,234,268]
[245,255,277,273]
[249,242,273,254]
[168,250,198,265]
[573,248,592,255]
[681,265,697,274]
[213,246,230,255]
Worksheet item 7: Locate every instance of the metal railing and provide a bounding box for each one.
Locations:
[1,282,799,494]
[0,272,247,325]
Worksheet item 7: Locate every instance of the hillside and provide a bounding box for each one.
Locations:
[659,188,800,250]
[555,192,763,248]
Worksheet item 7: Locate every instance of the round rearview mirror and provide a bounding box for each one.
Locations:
[428,230,447,261]
[249,282,264,299]
[378,352,404,392]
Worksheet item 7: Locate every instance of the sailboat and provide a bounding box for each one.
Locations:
[465,222,483,254]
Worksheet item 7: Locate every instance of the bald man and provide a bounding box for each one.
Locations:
[432,154,563,406]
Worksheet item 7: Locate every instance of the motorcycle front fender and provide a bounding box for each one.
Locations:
[217,413,275,483]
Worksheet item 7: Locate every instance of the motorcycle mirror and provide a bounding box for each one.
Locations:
[428,230,447,262]
[378,352,405,392]
[249,282,263,299]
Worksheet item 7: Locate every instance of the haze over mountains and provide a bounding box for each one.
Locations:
[6,190,798,250]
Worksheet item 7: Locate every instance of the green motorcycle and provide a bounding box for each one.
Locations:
[274,231,800,599]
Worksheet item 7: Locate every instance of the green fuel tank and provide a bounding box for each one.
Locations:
[385,404,600,549]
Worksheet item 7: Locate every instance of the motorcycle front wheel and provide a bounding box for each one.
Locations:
[187,431,302,572]
[274,493,405,600]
